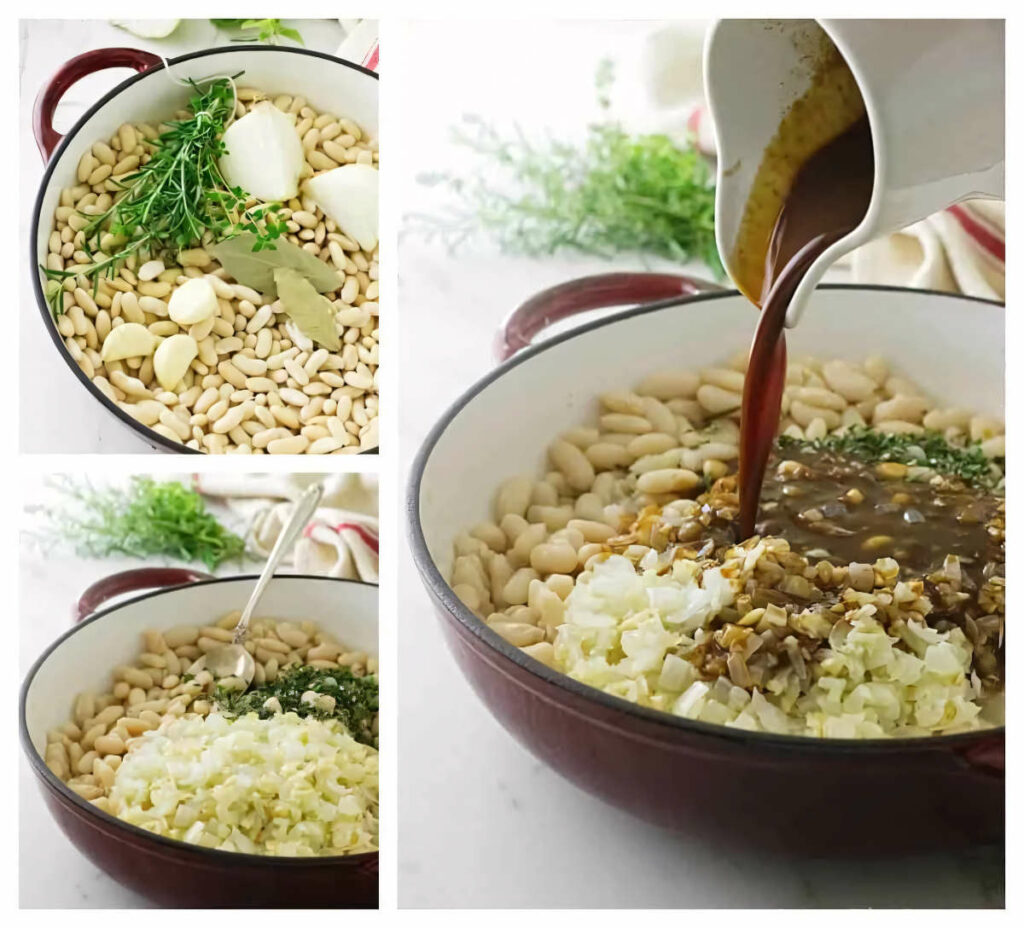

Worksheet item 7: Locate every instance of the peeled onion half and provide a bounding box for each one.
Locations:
[219,102,305,203]
[306,164,379,252]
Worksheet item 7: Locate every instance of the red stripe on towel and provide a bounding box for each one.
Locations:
[305,521,380,555]
[948,204,1005,264]
[335,522,379,554]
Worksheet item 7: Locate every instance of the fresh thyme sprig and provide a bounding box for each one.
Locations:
[407,62,721,274]
[778,427,1004,490]
[34,476,246,569]
[42,76,288,315]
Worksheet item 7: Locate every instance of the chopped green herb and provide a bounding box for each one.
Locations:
[778,427,1004,490]
[215,665,378,746]
[35,476,246,569]
[408,61,721,274]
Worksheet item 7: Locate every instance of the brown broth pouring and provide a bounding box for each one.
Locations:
[737,117,874,537]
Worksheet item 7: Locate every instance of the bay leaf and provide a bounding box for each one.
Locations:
[273,267,341,351]
[209,233,341,298]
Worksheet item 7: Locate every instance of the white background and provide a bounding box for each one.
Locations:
[394,18,1004,908]
[18,18,348,453]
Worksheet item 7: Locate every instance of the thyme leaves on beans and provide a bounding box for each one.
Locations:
[407,62,722,273]
[215,665,379,746]
[41,76,288,316]
[35,476,245,569]
[777,428,1004,490]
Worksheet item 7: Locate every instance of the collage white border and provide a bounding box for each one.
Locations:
[4,1,1018,921]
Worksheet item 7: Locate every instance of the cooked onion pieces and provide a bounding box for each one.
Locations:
[555,554,987,737]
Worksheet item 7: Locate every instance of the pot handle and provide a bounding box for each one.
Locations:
[957,736,1005,777]
[495,272,724,362]
[74,567,214,623]
[33,47,163,161]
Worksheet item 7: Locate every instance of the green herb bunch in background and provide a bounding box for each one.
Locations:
[211,19,305,46]
[410,61,722,274]
[36,476,246,569]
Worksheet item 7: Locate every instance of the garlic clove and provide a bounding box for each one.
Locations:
[168,277,218,326]
[100,322,158,362]
[305,164,378,252]
[219,101,305,203]
[153,334,198,392]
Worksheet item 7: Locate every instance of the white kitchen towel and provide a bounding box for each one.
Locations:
[848,201,1005,302]
[193,474,379,582]
[637,22,1006,302]
[336,19,378,72]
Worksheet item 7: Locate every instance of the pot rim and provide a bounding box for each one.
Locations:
[406,282,1005,755]
[20,572,379,867]
[30,44,379,455]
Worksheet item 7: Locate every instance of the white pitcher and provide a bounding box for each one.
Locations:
[704,19,1005,326]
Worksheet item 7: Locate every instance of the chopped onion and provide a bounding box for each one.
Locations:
[110,713,378,857]
[554,554,988,738]
[219,102,305,203]
[306,164,379,252]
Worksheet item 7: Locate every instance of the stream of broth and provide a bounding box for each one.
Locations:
[734,83,875,538]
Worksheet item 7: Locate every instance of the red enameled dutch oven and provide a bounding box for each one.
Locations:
[30,45,378,453]
[20,569,379,908]
[407,274,1004,854]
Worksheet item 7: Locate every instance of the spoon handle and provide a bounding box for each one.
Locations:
[233,483,325,642]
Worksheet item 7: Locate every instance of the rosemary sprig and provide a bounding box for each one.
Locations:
[42,76,288,315]
[778,427,1004,490]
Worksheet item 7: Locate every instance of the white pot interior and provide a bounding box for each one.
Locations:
[25,576,378,755]
[36,47,378,268]
[418,288,1004,579]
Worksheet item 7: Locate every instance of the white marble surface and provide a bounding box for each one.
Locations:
[395,20,1004,909]
[19,473,274,908]
[19,19,347,454]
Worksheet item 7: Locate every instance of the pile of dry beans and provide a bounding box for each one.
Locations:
[45,88,378,454]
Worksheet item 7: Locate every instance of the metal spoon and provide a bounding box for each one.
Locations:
[193,482,324,687]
